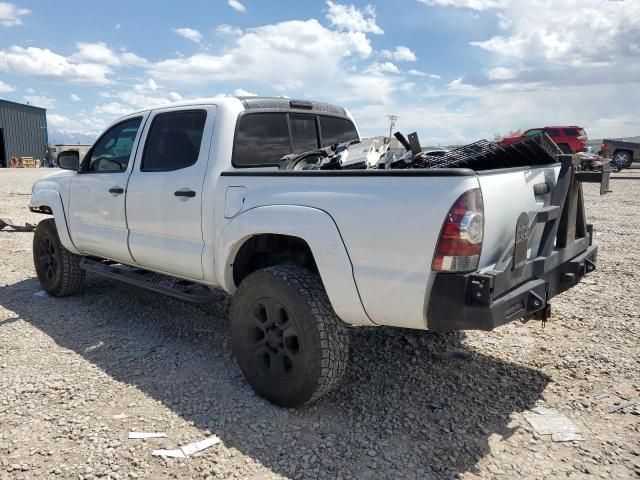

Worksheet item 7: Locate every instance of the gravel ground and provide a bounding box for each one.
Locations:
[1,168,639,480]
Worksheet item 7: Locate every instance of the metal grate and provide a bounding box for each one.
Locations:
[426,133,561,171]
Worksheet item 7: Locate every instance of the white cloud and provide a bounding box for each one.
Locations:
[407,69,441,79]
[364,61,399,75]
[0,2,30,27]
[418,0,507,11]
[228,0,246,13]
[48,113,106,143]
[446,76,477,91]
[234,88,258,97]
[149,19,373,89]
[70,93,82,102]
[94,102,131,116]
[24,95,56,109]
[0,46,112,85]
[101,79,184,112]
[136,78,158,91]
[326,1,383,34]
[71,42,147,67]
[0,79,13,92]
[216,24,243,36]
[174,27,203,44]
[0,42,148,86]
[381,46,417,62]
[486,66,517,80]
[119,51,148,67]
[470,0,640,72]
[47,114,73,127]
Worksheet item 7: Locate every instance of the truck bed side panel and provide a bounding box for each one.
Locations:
[217,173,479,330]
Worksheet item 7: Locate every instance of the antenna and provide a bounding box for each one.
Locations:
[387,114,398,142]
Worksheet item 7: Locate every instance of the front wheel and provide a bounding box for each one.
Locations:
[33,219,85,297]
[231,265,350,407]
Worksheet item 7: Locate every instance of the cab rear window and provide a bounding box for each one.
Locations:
[232,113,291,168]
[320,116,359,147]
[233,112,359,167]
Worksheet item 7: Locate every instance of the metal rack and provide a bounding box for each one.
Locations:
[428,133,562,171]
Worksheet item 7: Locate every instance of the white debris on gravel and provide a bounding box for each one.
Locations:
[151,448,187,459]
[552,432,584,442]
[128,432,167,439]
[152,435,221,458]
[1,168,640,479]
[523,405,581,437]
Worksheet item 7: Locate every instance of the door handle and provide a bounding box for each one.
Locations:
[174,190,196,198]
[109,187,125,195]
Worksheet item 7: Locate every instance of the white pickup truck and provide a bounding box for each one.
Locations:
[30,96,605,407]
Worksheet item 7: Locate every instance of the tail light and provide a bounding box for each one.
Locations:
[432,189,484,272]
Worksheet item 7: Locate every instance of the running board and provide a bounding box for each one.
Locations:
[80,258,224,304]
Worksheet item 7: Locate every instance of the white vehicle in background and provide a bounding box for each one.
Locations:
[29,96,605,407]
[51,144,90,162]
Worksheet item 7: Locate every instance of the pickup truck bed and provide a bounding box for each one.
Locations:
[28,96,608,407]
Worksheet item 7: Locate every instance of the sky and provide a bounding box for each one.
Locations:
[0,0,638,145]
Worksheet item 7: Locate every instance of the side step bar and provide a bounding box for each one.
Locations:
[80,258,225,304]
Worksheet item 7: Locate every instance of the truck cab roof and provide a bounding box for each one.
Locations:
[126,96,350,118]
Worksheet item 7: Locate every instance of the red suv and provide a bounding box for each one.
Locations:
[498,126,588,154]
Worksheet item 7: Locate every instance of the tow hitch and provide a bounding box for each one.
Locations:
[525,303,552,327]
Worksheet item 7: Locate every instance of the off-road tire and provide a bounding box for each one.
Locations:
[231,265,350,407]
[612,150,633,169]
[558,144,572,154]
[33,219,85,297]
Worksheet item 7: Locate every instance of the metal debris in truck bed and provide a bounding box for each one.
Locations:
[278,132,561,172]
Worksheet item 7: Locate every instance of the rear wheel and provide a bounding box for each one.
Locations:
[612,150,633,169]
[33,219,85,297]
[231,265,349,407]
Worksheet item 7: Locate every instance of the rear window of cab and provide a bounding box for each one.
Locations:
[232,112,359,168]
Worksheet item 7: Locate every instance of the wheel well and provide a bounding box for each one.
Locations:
[613,149,633,157]
[233,234,319,287]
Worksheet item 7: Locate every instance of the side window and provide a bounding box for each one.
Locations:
[233,113,291,167]
[320,116,359,147]
[524,129,543,137]
[546,128,561,137]
[85,118,142,173]
[290,115,319,153]
[141,110,207,172]
[563,128,579,136]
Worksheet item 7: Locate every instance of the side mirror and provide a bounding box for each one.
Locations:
[58,150,80,171]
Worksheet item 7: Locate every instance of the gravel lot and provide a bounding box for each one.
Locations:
[1,168,639,480]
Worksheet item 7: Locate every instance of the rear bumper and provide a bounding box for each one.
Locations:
[426,245,597,332]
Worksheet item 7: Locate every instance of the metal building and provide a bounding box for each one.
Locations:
[0,99,48,167]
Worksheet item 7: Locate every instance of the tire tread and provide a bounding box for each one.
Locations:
[231,265,349,406]
[34,219,85,297]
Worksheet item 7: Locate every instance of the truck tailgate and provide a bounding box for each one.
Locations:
[427,154,609,331]
[477,164,561,272]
